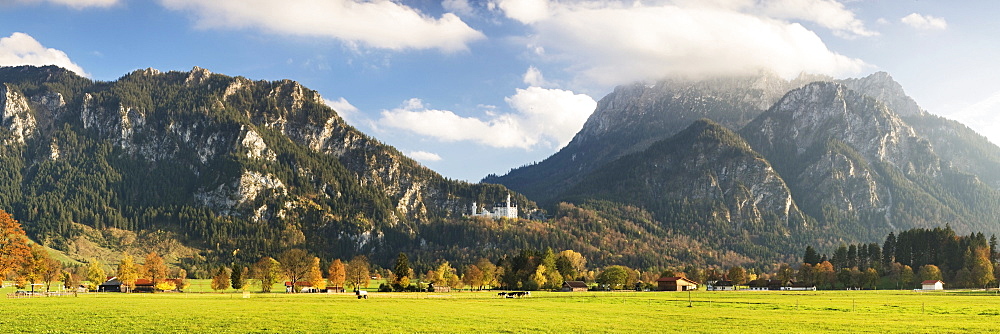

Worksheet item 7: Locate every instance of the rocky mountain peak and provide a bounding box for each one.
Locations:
[838,71,925,116]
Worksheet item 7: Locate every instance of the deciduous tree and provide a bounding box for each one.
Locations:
[117,255,139,293]
[597,266,630,290]
[917,264,942,283]
[462,264,483,291]
[278,249,312,293]
[0,210,30,278]
[307,257,326,291]
[211,266,230,292]
[327,259,345,291]
[727,266,747,285]
[141,252,169,286]
[86,259,105,291]
[252,256,283,293]
[345,255,370,291]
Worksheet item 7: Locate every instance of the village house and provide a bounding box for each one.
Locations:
[921,280,944,290]
[656,277,698,291]
[285,281,316,293]
[707,280,735,291]
[561,281,589,292]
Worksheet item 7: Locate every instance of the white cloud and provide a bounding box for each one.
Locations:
[0,32,87,77]
[756,0,877,38]
[323,97,360,124]
[900,13,947,31]
[952,91,1000,145]
[12,0,118,9]
[408,151,443,162]
[160,0,485,53]
[378,87,596,150]
[496,0,869,86]
[443,0,475,17]
[496,0,551,24]
[523,66,552,87]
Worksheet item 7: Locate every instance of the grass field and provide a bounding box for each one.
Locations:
[3,285,1000,333]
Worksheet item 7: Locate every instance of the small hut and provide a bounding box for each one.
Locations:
[561,281,589,292]
[921,280,944,290]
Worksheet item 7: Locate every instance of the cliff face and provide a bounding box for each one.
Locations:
[0,65,524,263]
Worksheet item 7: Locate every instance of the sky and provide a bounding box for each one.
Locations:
[1,0,999,182]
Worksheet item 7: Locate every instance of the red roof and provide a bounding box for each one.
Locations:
[656,276,697,284]
[921,280,943,284]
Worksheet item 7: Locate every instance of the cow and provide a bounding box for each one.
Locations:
[497,292,507,297]
[356,290,368,299]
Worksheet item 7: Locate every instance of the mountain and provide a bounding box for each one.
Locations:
[484,72,826,203]
[0,65,532,268]
[491,71,1000,261]
[562,119,810,260]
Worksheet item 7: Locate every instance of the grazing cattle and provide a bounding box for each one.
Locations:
[356,290,368,299]
[497,292,507,297]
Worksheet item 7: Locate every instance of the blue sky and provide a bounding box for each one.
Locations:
[2,0,999,182]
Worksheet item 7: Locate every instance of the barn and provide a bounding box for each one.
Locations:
[561,281,589,292]
[656,277,698,291]
[921,280,944,290]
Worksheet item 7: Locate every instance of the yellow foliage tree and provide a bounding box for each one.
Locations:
[327,259,345,291]
[308,257,326,290]
[118,255,139,293]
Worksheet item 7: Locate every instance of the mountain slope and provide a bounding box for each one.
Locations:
[562,119,811,260]
[0,65,530,265]
[485,72,825,203]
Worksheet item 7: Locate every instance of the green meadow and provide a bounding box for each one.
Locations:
[2,285,1000,333]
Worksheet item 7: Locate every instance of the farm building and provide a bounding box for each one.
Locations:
[656,277,698,291]
[99,277,180,292]
[562,281,589,292]
[921,280,944,290]
[285,281,316,293]
[707,280,735,291]
[782,282,817,291]
[428,283,451,292]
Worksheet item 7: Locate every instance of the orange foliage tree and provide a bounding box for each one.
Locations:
[0,210,31,278]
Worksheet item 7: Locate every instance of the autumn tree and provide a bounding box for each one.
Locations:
[176,269,190,291]
[557,250,587,281]
[19,245,51,292]
[475,258,497,289]
[252,256,283,293]
[345,255,370,291]
[463,264,484,291]
[307,257,326,291]
[278,249,312,293]
[211,266,231,292]
[815,261,837,289]
[327,259,346,291]
[727,266,747,285]
[966,247,994,288]
[0,210,30,278]
[117,255,139,293]
[392,252,411,291]
[540,248,563,289]
[917,264,942,283]
[86,259,106,291]
[142,252,169,287]
[775,263,794,285]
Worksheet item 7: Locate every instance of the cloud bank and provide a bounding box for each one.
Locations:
[495,0,870,85]
[408,151,443,163]
[378,87,596,150]
[0,32,87,77]
[160,0,485,52]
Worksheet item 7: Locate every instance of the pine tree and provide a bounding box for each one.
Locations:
[392,252,411,291]
[803,246,820,265]
[231,266,248,291]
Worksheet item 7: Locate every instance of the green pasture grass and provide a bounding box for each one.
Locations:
[2,288,999,333]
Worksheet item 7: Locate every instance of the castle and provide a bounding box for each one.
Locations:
[469,194,518,219]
